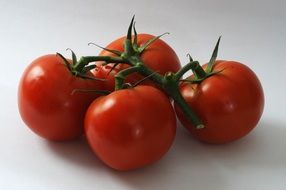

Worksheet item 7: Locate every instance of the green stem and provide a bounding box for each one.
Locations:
[173,91,204,129]
[56,16,206,129]
[120,55,204,128]
[60,51,205,128]
[122,57,204,128]
[174,61,197,81]
[127,56,164,85]
[163,73,204,129]
[115,66,142,90]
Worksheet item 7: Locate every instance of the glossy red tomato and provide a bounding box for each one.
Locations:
[85,85,177,170]
[93,33,181,91]
[18,54,102,141]
[175,60,264,144]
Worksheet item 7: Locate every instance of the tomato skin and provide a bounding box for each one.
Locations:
[18,54,102,141]
[85,85,176,170]
[93,34,181,91]
[175,61,264,144]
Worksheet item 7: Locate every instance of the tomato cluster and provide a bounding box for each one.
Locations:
[18,20,264,171]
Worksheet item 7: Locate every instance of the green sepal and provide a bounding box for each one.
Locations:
[133,22,138,48]
[57,52,72,71]
[66,48,77,67]
[180,68,224,84]
[107,63,119,75]
[138,32,169,54]
[127,15,135,41]
[88,42,122,56]
[132,71,157,87]
[205,36,221,73]
[187,53,194,62]
[73,72,106,81]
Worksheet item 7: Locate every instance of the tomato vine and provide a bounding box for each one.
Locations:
[57,16,224,129]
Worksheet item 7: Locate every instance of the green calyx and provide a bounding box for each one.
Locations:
[123,15,170,58]
[183,36,222,84]
[57,50,104,81]
[55,16,226,129]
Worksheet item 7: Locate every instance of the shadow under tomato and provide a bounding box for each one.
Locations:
[41,118,286,190]
[106,118,286,190]
[43,136,108,171]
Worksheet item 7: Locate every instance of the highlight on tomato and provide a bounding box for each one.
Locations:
[84,85,177,171]
[18,54,103,141]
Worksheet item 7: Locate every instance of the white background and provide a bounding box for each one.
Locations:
[1,0,286,189]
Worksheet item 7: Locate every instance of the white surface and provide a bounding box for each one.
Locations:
[1,0,286,189]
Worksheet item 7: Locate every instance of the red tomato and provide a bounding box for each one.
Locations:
[175,60,264,144]
[84,85,176,170]
[93,33,181,91]
[18,54,102,141]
